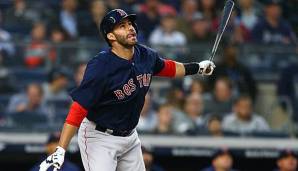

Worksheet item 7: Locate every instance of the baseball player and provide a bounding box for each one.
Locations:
[39,9,215,171]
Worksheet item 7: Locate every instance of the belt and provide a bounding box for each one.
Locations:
[95,125,133,137]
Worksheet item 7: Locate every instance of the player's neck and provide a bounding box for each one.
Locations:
[111,45,134,60]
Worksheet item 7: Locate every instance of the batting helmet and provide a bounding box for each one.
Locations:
[99,9,138,46]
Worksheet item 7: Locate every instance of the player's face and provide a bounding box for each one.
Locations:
[112,19,137,47]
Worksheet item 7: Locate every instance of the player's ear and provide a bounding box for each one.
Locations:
[107,33,116,41]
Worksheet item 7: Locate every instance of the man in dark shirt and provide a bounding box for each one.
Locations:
[251,0,296,44]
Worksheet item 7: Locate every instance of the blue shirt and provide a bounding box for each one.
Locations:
[201,166,237,171]
[70,44,165,131]
[251,17,296,44]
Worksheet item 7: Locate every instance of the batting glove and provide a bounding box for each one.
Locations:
[39,146,65,171]
[198,60,216,75]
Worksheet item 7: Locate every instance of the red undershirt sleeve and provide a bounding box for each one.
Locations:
[155,59,176,77]
[65,101,88,127]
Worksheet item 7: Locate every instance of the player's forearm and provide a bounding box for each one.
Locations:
[175,62,201,77]
[176,60,217,77]
[58,123,78,149]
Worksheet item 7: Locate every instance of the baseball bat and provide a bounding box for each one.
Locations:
[209,0,234,61]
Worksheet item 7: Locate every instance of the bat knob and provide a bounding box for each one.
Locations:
[206,66,212,73]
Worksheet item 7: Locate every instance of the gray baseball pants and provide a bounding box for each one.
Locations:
[78,118,146,171]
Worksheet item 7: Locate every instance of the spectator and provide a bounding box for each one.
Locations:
[237,0,259,31]
[136,0,161,40]
[106,0,120,10]
[90,0,107,27]
[153,103,174,134]
[201,148,237,171]
[142,145,165,171]
[42,68,70,102]
[198,0,218,21]
[166,82,185,110]
[274,149,298,171]
[206,115,223,137]
[24,22,53,68]
[149,13,186,49]
[137,93,157,133]
[0,13,15,74]
[50,26,69,43]
[3,0,39,35]
[79,0,107,39]
[189,13,214,43]
[204,77,233,116]
[137,0,176,40]
[234,0,260,42]
[6,83,49,115]
[59,0,79,39]
[179,93,206,133]
[189,78,206,95]
[49,25,72,65]
[251,0,296,44]
[222,95,270,134]
[176,0,199,40]
[0,11,15,60]
[30,132,81,171]
[208,42,257,101]
[120,0,138,13]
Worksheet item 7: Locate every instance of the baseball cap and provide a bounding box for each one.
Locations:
[100,9,136,36]
[277,149,298,160]
[48,68,68,82]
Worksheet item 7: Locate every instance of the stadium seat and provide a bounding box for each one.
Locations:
[10,68,48,89]
[5,112,49,129]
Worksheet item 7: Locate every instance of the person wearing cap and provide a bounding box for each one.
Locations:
[251,0,296,44]
[30,132,80,171]
[42,68,70,102]
[39,8,215,171]
[273,149,297,171]
[201,148,237,171]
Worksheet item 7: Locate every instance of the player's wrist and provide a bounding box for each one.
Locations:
[183,62,200,75]
[56,146,66,154]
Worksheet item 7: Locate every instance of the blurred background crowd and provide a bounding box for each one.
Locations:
[0,0,298,170]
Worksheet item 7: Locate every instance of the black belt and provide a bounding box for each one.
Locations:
[95,125,133,137]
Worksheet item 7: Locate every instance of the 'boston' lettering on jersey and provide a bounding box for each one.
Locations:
[136,73,151,88]
[113,73,151,100]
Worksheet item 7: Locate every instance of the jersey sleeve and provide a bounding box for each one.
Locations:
[69,58,105,109]
[152,51,165,75]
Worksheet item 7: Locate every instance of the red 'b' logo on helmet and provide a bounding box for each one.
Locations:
[116,9,126,17]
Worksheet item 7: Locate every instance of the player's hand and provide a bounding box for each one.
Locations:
[39,146,65,171]
[198,60,216,75]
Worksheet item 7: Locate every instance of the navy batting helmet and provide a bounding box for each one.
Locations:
[99,9,138,46]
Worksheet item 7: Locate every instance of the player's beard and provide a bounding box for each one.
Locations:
[115,33,137,49]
